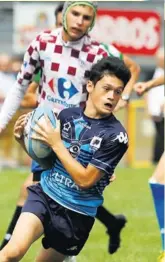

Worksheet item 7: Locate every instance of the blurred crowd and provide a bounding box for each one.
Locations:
[0,54,22,104]
[0,53,28,169]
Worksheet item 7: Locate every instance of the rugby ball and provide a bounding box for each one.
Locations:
[24,105,57,169]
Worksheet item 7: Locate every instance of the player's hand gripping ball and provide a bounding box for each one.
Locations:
[24,105,57,169]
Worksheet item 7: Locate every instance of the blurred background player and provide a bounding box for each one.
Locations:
[144,47,164,164]
[54,3,63,28]
[134,74,165,262]
[0,1,140,258]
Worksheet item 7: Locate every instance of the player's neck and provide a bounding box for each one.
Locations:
[84,103,111,120]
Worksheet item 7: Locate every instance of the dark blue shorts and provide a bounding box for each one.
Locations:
[22,183,95,256]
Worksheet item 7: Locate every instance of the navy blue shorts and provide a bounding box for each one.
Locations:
[22,183,95,256]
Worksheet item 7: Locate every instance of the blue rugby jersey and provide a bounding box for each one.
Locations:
[40,107,128,217]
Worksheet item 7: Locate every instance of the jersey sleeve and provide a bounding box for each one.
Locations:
[0,35,41,130]
[57,108,66,120]
[90,132,128,175]
[17,36,41,87]
[100,43,123,60]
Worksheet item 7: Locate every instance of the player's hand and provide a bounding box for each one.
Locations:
[14,114,27,140]
[134,82,150,96]
[109,173,116,183]
[114,99,128,112]
[31,115,61,149]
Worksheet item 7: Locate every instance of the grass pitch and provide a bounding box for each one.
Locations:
[0,167,160,262]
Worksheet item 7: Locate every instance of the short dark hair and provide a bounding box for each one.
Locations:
[85,57,131,87]
[54,3,64,19]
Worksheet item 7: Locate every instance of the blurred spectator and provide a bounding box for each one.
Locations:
[11,55,23,79]
[54,3,63,28]
[0,53,15,104]
[0,53,18,167]
[146,47,164,163]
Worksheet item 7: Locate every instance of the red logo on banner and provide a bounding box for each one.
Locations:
[91,9,161,56]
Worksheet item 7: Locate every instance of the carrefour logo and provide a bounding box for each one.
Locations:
[58,78,78,100]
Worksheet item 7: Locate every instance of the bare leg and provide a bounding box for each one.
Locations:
[0,212,44,262]
[36,247,66,262]
[17,173,34,206]
[0,173,34,250]
[151,152,165,184]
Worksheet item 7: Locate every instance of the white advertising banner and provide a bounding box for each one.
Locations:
[13,3,161,56]
[13,2,58,53]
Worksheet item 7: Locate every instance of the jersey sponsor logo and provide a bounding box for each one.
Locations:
[63,122,71,132]
[90,136,102,149]
[69,142,81,158]
[113,132,128,144]
[50,172,80,191]
[78,121,91,129]
[58,78,78,100]
[47,95,77,108]
[62,122,72,139]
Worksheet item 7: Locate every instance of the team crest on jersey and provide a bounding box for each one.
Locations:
[58,78,78,100]
[69,142,81,158]
[90,136,102,149]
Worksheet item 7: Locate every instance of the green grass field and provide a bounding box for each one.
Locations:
[0,167,160,262]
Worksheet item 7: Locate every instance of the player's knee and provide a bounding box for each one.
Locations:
[151,174,164,184]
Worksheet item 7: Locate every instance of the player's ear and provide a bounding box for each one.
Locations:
[86,80,94,94]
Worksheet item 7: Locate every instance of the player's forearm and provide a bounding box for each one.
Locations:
[21,94,37,108]
[21,82,38,108]
[123,57,140,96]
[147,75,164,90]
[52,143,98,189]
[0,82,27,130]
